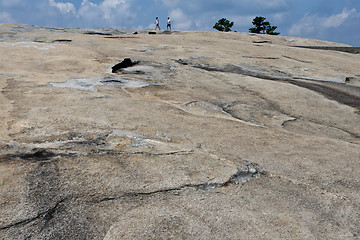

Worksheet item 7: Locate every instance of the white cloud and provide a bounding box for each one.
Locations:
[289,8,359,36]
[0,11,14,22]
[77,0,102,25]
[61,0,134,28]
[81,0,97,7]
[287,7,360,45]
[99,0,130,20]
[288,13,315,36]
[170,8,192,30]
[49,0,76,14]
[323,8,357,28]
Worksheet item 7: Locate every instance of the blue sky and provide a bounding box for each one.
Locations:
[1,0,359,46]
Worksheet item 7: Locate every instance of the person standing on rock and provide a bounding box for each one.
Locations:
[155,17,160,30]
[167,17,171,31]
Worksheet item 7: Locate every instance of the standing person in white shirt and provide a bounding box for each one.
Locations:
[167,17,171,31]
[155,17,160,30]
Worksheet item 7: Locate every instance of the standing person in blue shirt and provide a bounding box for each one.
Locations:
[167,17,171,31]
[155,17,160,30]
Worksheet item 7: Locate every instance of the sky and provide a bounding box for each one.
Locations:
[1,0,359,46]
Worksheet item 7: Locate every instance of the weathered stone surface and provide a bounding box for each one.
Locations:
[0,23,359,239]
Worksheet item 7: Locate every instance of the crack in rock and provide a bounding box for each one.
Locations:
[242,56,278,60]
[0,198,67,230]
[281,118,298,127]
[282,55,312,64]
[131,150,194,157]
[95,162,265,203]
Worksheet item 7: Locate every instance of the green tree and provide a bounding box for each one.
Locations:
[213,18,234,32]
[249,16,280,35]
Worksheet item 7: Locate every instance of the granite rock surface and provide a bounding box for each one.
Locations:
[1,24,359,239]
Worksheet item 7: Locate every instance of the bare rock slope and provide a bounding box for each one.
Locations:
[1,24,359,239]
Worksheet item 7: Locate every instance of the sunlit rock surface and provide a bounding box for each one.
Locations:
[1,24,359,239]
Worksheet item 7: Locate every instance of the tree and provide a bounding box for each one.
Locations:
[213,18,234,32]
[249,16,280,35]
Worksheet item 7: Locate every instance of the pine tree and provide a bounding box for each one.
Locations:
[249,16,280,35]
[213,18,234,32]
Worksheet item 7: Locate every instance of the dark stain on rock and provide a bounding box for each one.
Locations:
[83,31,112,36]
[175,59,189,65]
[294,46,360,54]
[253,40,272,44]
[19,158,63,234]
[112,58,139,73]
[178,59,360,110]
[52,39,72,43]
[7,149,56,161]
[224,162,266,185]
[287,80,360,110]
[100,79,125,84]
[104,36,139,39]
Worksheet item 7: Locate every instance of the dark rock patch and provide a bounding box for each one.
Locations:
[175,59,188,65]
[7,149,57,161]
[112,58,139,73]
[282,55,312,63]
[294,46,360,54]
[345,77,360,84]
[287,80,360,110]
[225,162,265,185]
[104,36,139,39]
[84,31,112,36]
[253,40,272,44]
[100,79,125,84]
[243,56,278,60]
[52,39,72,43]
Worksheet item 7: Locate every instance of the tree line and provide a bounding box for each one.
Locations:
[213,16,280,35]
